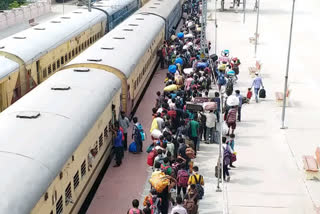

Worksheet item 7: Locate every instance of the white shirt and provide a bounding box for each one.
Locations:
[171,204,188,214]
[205,112,217,128]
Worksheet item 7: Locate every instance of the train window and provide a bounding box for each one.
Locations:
[95,142,98,152]
[65,183,72,206]
[57,60,60,69]
[72,50,75,57]
[99,134,103,148]
[69,52,71,60]
[50,211,53,214]
[90,37,92,44]
[136,18,144,20]
[129,24,139,26]
[82,43,84,50]
[65,54,67,62]
[53,63,56,72]
[75,48,78,55]
[43,68,47,78]
[61,57,64,65]
[13,88,18,99]
[104,126,108,138]
[48,65,52,75]
[56,196,63,214]
[73,171,79,190]
[81,160,86,178]
[59,172,63,179]
[44,192,48,201]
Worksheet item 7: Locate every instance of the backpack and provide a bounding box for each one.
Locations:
[193,175,204,199]
[225,81,233,96]
[129,142,137,153]
[259,88,266,98]
[184,193,197,214]
[177,169,189,187]
[128,208,142,214]
[217,75,226,85]
[147,150,158,166]
[161,163,172,175]
[150,197,161,214]
[201,79,207,88]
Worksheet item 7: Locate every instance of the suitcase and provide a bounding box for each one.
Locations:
[259,88,266,98]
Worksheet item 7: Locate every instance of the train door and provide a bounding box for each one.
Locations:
[36,60,40,85]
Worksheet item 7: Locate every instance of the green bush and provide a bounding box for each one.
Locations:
[0,0,27,10]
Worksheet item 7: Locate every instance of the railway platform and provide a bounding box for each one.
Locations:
[84,0,320,213]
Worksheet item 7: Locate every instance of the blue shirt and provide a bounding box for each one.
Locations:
[252,77,263,89]
[114,130,123,147]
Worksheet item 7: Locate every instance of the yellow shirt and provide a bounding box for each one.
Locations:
[188,173,204,185]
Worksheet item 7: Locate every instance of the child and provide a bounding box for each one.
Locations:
[247,88,252,102]
[228,134,235,151]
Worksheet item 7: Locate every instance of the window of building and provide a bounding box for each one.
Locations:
[61,56,64,65]
[57,60,60,69]
[99,134,103,148]
[65,182,72,206]
[52,63,56,72]
[73,171,79,190]
[48,65,52,75]
[56,196,63,214]
[81,160,86,178]
[43,68,47,78]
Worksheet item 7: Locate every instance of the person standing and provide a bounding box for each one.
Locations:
[201,110,217,144]
[225,106,237,136]
[119,111,130,151]
[189,114,199,153]
[213,92,221,122]
[251,72,264,103]
[127,199,143,214]
[112,123,123,167]
[132,117,143,153]
[235,90,243,122]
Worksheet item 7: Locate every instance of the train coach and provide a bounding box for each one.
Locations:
[0,0,182,213]
[0,0,140,112]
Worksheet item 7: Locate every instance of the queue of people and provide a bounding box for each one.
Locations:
[126,0,267,213]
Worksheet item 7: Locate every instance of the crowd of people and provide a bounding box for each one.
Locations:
[123,0,266,213]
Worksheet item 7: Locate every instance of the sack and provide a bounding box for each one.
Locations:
[184,194,198,214]
[151,129,162,139]
[129,142,137,153]
[149,172,169,193]
[193,175,204,199]
[177,169,189,187]
[203,102,217,111]
[196,62,208,69]
[225,81,233,96]
[164,84,178,92]
[147,150,158,166]
[218,75,226,85]
[146,144,154,153]
[231,153,237,162]
[259,88,266,98]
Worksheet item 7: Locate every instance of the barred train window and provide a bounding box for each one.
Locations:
[43,68,47,78]
[56,196,63,214]
[65,54,67,62]
[61,56,64,65]
[57,60,60,69]
[99,134,103,148]
[52,63,56,72]
[73,171,79,190]
[81,160,86,178]
[104,126,108,138]
[65,182,72,206]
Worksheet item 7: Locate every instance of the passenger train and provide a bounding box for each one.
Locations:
[0,0,143,113]
[0,0,183,213]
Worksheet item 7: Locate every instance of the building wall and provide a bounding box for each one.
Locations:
[0,0,51,30]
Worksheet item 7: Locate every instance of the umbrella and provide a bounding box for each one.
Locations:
[177,32,184,39]
[226,95,239,106]
[168,65,177,73]
[175,57,183,65]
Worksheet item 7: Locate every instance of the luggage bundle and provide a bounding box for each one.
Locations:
[149,172,170,193]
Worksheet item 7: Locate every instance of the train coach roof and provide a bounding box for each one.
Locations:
[0,56,19,79]
[67,12,165,78]
[93,0,138,15]
[0,69,121,213]
[137,0,180,20]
